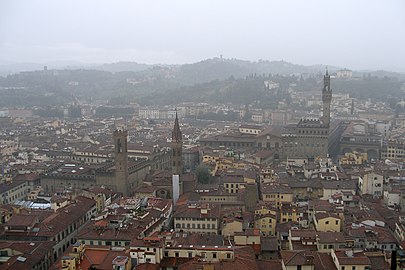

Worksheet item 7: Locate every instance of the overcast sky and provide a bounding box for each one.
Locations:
[1,0,405,71]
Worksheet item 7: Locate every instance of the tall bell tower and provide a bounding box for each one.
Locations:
[171,112,183,175]
[322,70,332,127]
[114,129,129,196]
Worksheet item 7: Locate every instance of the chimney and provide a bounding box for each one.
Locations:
[391,250,397,270]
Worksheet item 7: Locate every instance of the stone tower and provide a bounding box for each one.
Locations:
[114,129,129,196]
[322,70,332,126]
[171,112,183,175]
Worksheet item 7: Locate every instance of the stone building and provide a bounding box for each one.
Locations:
[282,71,333,159]
[40,129,150,196]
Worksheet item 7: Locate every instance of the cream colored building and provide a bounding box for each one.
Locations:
[314,213,342,232]
[165,245,234,263]
[0,180,29,205]
[339,151,368,165]
[331,249,371,270]
[234,229,261,246]
[358,172,384,197]
[336,69,353,78]
[173,204,220,234]
[254,213,277,236]
[221,219,243,238]
[261,183,294,207]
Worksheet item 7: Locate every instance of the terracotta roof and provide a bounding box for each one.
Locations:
[281,250,316,266]
[315,212,341,220]
[135,263,159,270]
[178,246,260,270]
[281,251,337,270]
[0,241,54,270]
[334,250,371,266]
[257,259,282,270]
[316,232,346,243]
[173,204,220,219]
[261,237,278,251]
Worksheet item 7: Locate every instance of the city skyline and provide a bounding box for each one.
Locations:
[1,0,405,72]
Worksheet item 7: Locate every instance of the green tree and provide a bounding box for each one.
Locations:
[196,165,212,184]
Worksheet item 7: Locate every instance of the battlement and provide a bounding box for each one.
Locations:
[113,129,128,137]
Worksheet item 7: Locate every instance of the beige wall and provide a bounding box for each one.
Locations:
[255,217,276,236]
[174,217,219,234]
[165,247,234,263]
[234,235,260,245]
[222,221,243,237]
[315,217,341,232]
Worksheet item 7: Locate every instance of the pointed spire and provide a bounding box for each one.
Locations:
[172,110,182,141]
[325,66,329,76]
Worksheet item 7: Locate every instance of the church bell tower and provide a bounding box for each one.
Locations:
[114,129,129,196]
[171,112,183,175]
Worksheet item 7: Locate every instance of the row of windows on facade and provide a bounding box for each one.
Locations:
[257,211,295,217]
[82,240,130,246]
[52,223,78,242]
[165,251,231,259]
[7,182,28,192]
[201,197,230,201]
[175,223,216,229]
[322,220,340,225]
[176,217,217,221]
[224,183,240,188]
[298,130,328,135]
[386,149,405,153]
[203,142,254,147]
[284,142,326,147]
[72,157,104,163]
[3,190,27,203]
[265,194,285,199]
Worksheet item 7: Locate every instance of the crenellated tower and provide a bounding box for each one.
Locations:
[114,129,129,196]
[322,70,332,126]
[171,111,183,175]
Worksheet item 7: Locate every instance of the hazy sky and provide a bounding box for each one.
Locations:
[1,0,405,71]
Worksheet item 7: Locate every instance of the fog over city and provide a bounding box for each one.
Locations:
[1,0,405,71]
[2,1,405,270]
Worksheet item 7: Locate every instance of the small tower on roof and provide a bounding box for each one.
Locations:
[171,111,183,175]
[322,69,332,126]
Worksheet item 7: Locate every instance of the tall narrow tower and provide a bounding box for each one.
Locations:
[171,112,183,175]
[114,129,129,196]
[322,70,332,126]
